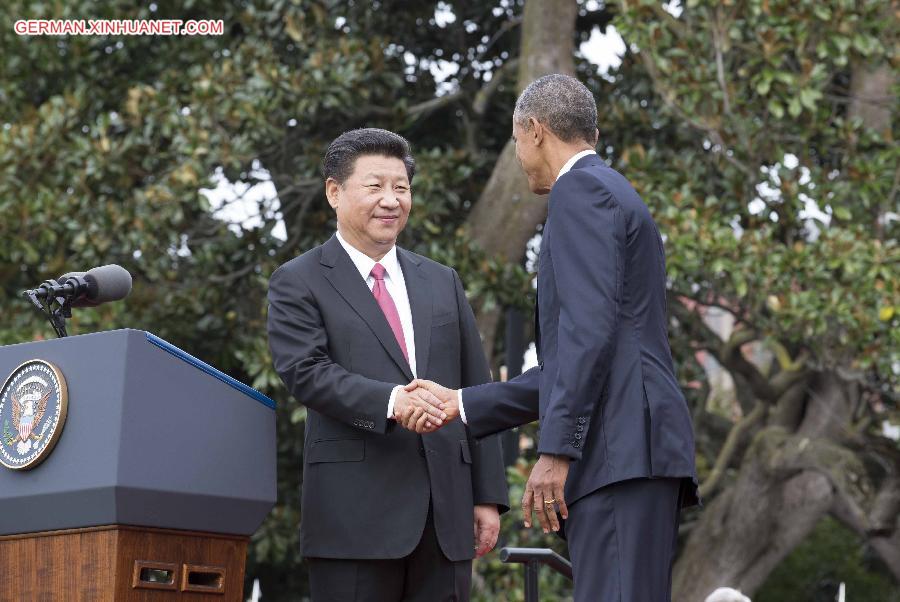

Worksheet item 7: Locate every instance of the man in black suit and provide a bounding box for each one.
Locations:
[267,128,508,601]
[407,75,699,601]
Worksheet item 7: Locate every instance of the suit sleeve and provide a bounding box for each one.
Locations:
[453,269,510,513]
[267,265,397,434]
[461,368,541,438]
[536,170,624,460]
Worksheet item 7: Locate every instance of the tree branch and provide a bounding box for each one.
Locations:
[712,7,731,116]
[869,476,900,535]
[831,475,900,582]
[472,58,519,116]
[700,401,767,499]
[636,50,755,179]
[770,378,810,430]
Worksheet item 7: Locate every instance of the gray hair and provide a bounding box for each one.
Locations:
[513,74,598,144]
[704,588,751,602]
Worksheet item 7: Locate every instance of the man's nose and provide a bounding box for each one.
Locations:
[380,191,400,208]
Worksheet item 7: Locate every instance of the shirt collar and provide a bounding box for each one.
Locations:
[557,149,597,180]
[335,230,402,283]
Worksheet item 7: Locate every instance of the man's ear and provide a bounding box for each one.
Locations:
[593,128,600,147]
[529,117,544,146]
[325,178,340,210]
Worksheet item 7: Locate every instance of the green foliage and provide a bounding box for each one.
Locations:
[757,517,900,602]
[614,0,898,389]
[0,1,536,597]
[1,0,896,599]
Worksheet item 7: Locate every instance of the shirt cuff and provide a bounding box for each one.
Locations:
[458,389,467,425]
[387,385,402,419]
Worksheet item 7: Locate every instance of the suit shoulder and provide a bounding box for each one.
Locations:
[551,166,619,212]
[557,164,650,218]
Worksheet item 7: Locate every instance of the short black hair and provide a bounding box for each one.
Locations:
[322,128,416,183]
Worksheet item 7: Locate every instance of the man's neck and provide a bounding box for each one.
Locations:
[336,228,392,262]
[547,143,595,181]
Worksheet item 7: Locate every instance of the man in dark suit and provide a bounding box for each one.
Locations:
[407,75,699,601]
[267,128,508,601]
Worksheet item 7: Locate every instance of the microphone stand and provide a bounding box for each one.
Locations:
[22,278,82,338]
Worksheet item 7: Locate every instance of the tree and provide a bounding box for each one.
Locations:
[1,0,896,600]
[0,1,574,597]
[611,1,898,598]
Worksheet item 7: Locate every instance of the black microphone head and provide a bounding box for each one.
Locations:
[57,271,86,288]
[76,264,132,307]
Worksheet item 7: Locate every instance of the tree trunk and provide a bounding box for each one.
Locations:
[673,373,877,600]
[673,427,835,600]
[466,0,577,360]
[849,63,894,139]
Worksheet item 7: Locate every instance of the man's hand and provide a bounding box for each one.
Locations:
[522,454,570,534]
[404,379,460,422]
[473,504,500,558]
[393,387,446,433]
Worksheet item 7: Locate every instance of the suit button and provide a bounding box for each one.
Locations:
[573,441,581,448]
[576,425,584,432]
[539,361,545,371]
[418,446,426,457]
[577,417,586,425]
[574,433,582,440]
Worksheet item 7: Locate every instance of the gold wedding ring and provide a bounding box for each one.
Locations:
[544,499,557,505]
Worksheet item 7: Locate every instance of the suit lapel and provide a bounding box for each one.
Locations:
[398,249,432,379]
[320,236,414,381]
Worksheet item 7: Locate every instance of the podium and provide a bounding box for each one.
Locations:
[0,329,276,600]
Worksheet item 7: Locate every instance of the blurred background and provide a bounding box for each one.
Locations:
[1,1,897,600]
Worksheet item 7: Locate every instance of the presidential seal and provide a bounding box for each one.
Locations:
[0,360,68,470]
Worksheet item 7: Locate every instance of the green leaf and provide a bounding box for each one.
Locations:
[833,206,851,220]
[814,5,832,20]
[290,406,307,424]
[799,88,822,111]
[768,99,785,119]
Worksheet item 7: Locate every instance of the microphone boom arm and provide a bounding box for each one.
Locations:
[22,279,76,338]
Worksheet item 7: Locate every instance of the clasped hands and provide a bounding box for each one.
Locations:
[395,380,571,535]
[392,379,459,433]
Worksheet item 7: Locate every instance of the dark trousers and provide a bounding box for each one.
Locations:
[307,506,471,601]
[566,477,683,602]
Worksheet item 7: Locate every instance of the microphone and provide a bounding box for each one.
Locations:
[26,264,133,307]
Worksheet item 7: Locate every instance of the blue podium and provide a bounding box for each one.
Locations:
[0,329,276,600]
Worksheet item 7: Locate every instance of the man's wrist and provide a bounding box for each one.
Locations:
[541,452,572,463]
[387,385,402,419]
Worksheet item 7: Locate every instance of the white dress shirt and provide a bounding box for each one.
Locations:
[335,231,416,418]
[457,149,597,425]
[557,149,597,180]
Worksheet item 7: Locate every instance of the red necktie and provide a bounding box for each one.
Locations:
[370,263,409,363]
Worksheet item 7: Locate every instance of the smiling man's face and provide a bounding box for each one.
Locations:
[327,154,412,259]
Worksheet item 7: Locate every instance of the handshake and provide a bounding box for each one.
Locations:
[392,380,461,433]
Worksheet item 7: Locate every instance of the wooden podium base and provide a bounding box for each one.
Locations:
[0,525,249,601]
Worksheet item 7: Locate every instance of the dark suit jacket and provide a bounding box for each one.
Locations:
[463,154,699,507]
[267,235,509,561]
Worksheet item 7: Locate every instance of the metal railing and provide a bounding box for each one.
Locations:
[499,547,573,601]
